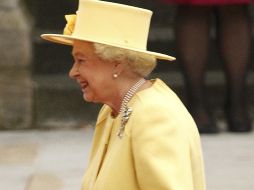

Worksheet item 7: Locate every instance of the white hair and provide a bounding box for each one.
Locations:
[93,43,157,77]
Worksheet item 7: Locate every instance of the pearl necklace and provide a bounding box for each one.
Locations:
[117,78,146,138]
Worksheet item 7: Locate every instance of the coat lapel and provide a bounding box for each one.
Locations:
[88,110,114,189]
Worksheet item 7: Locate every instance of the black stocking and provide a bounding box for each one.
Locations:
[175,5,218,133]
[217,5,252,132]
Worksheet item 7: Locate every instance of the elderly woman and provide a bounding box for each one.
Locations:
[41,0,206,190]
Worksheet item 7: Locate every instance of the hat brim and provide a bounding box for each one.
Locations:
[41,34,176,61]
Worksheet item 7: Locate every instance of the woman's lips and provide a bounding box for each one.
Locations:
[80,82,88,92]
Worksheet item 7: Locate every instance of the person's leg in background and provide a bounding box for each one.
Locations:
[175,5,219,133]
[217,4,252,132]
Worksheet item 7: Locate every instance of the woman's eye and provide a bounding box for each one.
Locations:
[77,59,85,64]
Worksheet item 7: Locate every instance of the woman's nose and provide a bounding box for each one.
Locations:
[69,63,79,79]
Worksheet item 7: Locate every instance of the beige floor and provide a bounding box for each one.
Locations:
[0,126,253,190]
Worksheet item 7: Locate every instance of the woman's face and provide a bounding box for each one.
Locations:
[69,41,116,103]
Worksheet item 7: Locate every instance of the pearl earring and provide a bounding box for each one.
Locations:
[113,73,118,78]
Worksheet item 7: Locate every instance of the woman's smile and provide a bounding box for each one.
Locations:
[78,81,89,92]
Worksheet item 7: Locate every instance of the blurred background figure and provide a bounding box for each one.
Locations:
[161,0,253,133]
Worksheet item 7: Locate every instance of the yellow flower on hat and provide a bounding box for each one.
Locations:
[63,14,76,35]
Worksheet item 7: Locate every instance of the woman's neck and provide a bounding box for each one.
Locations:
[108,78,152,117]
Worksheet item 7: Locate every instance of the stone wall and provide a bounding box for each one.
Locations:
[0,0,33,129]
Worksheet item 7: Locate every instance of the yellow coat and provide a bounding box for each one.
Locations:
[82,79,206,190]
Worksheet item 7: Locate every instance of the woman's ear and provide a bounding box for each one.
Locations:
[113,61,125,76]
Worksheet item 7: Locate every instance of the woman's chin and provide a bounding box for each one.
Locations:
[82,94,92,102]
[83,93,99,103]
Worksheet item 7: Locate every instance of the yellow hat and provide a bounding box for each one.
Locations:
[41,0,175,61]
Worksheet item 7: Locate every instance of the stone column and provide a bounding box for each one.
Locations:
[0,0,33,129]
